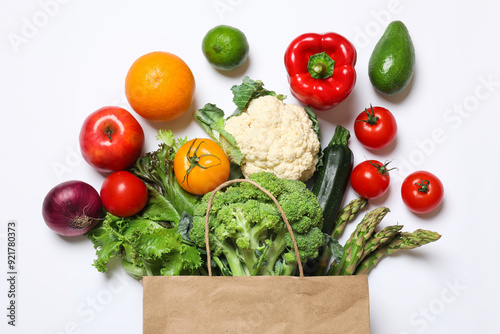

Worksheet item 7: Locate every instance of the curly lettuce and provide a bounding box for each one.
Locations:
[87,130,204,279]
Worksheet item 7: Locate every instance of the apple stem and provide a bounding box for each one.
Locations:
[105,127,114,141]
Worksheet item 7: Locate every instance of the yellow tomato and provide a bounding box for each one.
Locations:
[174,138,230,195]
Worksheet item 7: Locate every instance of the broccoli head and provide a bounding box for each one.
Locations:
[189,171,324,276]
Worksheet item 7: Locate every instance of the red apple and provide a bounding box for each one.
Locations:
[79,106,145,173]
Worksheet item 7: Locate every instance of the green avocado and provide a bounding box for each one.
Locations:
[368,21,415,96]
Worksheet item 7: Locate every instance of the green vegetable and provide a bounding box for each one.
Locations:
[193,103,244,166]
[312,125,353,235]
[358,224,403,261]
[307,197,367,276]
[87,130,204,279]
[189,171,325,276]
[88,212,203,279]
[331,197,368,240]
[230,76,286,115]
[355,229,441,275]
[330,207,390,276]
[130,129,199,220]
[326,206,441,276]
[368,20,415,96]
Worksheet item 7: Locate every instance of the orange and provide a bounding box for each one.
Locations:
[125,51,195,122]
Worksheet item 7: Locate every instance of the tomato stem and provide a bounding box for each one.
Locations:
[358,105,379,125]
[369,160,397,176]
[415,178,430,193]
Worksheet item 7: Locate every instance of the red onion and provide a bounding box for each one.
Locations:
[42,180,102,236]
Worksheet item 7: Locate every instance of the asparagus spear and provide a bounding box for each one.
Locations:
[311,197,368,276]
[358,224,403,262]
[332,197,368,239]
[354,229,442,275]
[328,207,390,276]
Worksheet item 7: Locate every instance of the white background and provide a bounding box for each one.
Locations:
[1,0,499,333]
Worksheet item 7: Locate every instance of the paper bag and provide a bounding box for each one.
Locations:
[143,179,370,334]
[143,274,370,334]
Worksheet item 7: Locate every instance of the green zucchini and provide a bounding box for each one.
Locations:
[312,125,353,236]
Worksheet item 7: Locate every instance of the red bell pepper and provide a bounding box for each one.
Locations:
[284,32,357,111]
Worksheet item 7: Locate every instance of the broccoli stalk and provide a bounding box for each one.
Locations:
[202,200,290,276]
[189,172,324,276]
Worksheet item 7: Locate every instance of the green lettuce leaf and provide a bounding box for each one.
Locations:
[88,213,203,279]
[130,129,199,219]
[87,130,204,279]
[324,234,344,265]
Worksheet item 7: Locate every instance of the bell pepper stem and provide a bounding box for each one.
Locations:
[307,51,335,79]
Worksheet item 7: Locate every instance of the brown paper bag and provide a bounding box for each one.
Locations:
[143,179,370,334]
[143,275,369,334]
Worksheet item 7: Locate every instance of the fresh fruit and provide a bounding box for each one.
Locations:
[202,25,249,71]
[174,138,230,195]
[401,171,444,214]
[100,170,149,217]
[350,160,393,200]
[79,106,145,173]
[354,105,397,150]
[125,51,195,122]
[368,21,415,96]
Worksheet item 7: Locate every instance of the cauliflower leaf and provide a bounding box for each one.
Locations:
[230,76,286,114]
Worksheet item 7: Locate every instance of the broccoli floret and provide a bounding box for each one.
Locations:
[285,226,325,261]
[241,171,286,199]
[279,178,323,234]
[189,171,324,276]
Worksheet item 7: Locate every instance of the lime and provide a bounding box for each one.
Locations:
[202,25,249,71]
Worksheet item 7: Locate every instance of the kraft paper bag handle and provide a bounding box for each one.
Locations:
[205,179,304,277]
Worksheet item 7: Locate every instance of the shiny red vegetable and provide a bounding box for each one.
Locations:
[100,171,148,217]
[401,171,444,214]
[354,105,397,150]
[284,32,357,111]
[351,160,393,200]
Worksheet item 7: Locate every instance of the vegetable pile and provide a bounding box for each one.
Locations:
[87,131,204,278]
[42,21,444,284]
[194,77,322,181]
[189,171,324,276]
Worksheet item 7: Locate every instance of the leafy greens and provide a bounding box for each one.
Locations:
[87,130,204,279]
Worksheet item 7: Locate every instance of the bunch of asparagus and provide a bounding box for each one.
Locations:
[324,199,441,276]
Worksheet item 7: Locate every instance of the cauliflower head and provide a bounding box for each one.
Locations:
[224,95,320,181]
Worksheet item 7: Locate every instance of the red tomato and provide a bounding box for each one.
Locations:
[401,171,444,214]
[350,160,393,200]
[354,105,397,150]
[100,171,148,217]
